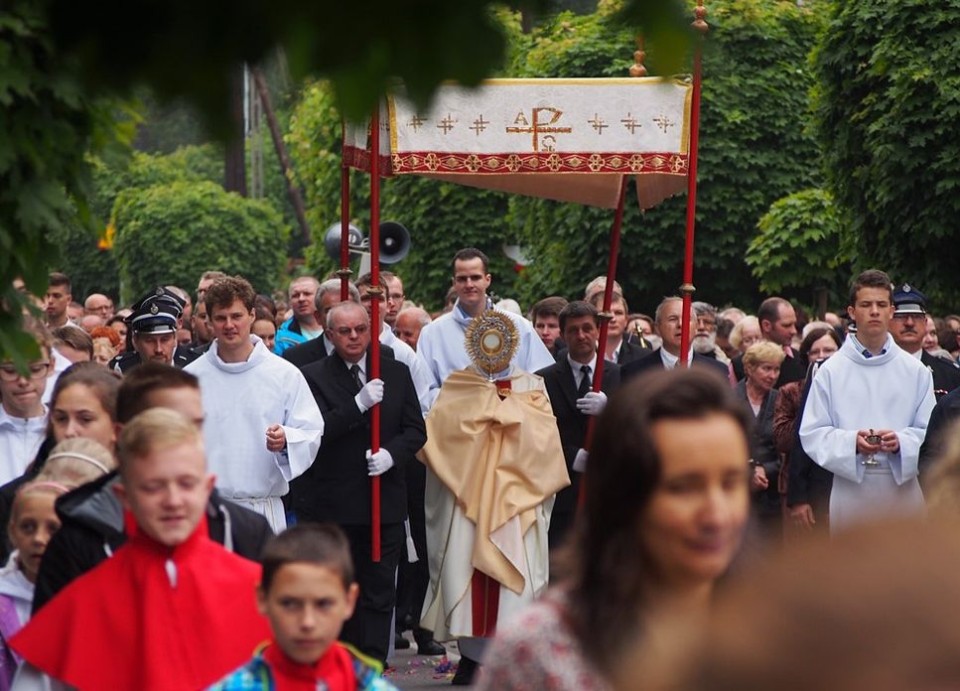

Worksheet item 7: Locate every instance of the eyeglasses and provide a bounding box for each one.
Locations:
[333,325,369,336]
[0,362,50,382]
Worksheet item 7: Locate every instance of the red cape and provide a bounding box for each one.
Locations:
[11,513,270,690]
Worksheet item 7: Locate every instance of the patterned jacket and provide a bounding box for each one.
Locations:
[208,644,397,691]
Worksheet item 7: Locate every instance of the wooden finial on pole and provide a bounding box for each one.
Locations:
[629,35,647,77]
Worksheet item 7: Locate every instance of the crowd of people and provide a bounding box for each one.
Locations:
[2,258,960,689]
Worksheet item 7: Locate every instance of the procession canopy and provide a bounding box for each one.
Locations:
[344,77,693,210]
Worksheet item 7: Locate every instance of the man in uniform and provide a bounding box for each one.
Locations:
[110,286,199,373]
[888,284,960,401]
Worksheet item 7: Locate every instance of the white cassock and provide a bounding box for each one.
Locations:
[416,301,555,407]
[800,334,934,532]
[185,336,324,532]
[379,324,433,415]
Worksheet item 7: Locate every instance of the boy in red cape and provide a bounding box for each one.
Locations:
[209,523,397,691]
[11,408,270,690]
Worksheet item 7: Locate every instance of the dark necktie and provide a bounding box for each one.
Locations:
[577,364,592,398]
[350,364,363,391]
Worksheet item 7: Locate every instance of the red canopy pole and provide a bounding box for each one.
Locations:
[369,108,383,562]
[339,121,351,301]
[577,176,627,508]
[678,2,708,366]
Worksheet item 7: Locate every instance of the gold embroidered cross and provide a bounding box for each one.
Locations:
[621,114,641,134]
[470,115,489,136]
[437,114,456,134]
[588,114,608,134]
[408,115,427,132]
[652,114,675,133]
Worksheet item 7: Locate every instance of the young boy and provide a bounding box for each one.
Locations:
[0,323,53,483]
[11,408,271,689]
[210,523,399,691]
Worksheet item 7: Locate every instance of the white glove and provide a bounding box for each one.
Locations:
[573,448,589,473]
[366,448,395,476]
[576,390,607,417]
[355,378,385,413]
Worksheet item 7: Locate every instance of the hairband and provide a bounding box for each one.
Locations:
[46,451,112,475]
[20,481,71,495]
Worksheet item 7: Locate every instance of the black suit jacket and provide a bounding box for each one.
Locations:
[536,359,620,515]
[621,348,729,384]
[616,338,652,367]
[921,350,960,400]
[292,352,426,525]
[284,336,396,370]
[283,335,331,369]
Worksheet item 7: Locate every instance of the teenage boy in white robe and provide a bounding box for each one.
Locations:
[800,269,935,533]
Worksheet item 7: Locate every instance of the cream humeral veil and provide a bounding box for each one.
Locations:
[418,368,568,638]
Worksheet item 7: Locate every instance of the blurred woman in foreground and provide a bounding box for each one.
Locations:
[476,369,752,690]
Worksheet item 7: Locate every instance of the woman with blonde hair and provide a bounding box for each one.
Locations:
[737,341,785,538]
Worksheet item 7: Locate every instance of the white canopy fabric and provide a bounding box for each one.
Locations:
[344,77,692,210]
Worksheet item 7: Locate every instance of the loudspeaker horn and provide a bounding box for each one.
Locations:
[378,221,411,264]
[324,223,365,261]
[323,221,411,265]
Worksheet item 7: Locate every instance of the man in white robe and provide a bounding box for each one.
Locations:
[800,269,935,532]
[414,248,557,682]
[186,276,324,532]
[416,249,554,402]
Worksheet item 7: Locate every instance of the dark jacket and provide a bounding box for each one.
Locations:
[109,345,199,374]
[735,381,780,518]
[536,358,619,540]
[621,347,729,384]
[292,352,426,525]
[33,471,274,612]
[919,384,960,482]
[284,336,395,370]
[921,350,960,401]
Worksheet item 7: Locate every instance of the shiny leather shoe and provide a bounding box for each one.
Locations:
[415,636,446,656]
[394,632,411,650]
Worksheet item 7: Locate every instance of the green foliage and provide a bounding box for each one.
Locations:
[113,181,289,303]
[508,0,829,312]
[813,0,960,311]
[0,1,134,366]
[42,0,690,128]
[49,146,224,302]
[746,188,851,309]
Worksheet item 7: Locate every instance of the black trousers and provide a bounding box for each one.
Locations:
[340,522,404,665]
[396,463,431,632]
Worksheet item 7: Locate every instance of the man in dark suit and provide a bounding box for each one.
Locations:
[622,296,729,383]
[282,278,362,369]
[588,291,651,366]
[536,301,619,550]
[291,301,426,666]
[732,297,805,386]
